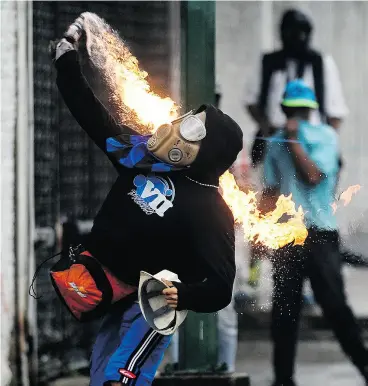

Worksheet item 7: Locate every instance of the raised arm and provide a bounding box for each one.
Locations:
[54,40,129,152]
[53,17,185,174]
[285,119,326,185]
[52,15,136,155]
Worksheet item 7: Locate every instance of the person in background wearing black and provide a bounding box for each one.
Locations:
[243,8,349,304]
[261,79,368,386]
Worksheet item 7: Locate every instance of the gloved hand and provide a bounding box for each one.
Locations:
[64,15,85,44]
[49,15,85,63]
[49,38,75,63]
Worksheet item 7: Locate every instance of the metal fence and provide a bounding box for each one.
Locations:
[33,2,171,382]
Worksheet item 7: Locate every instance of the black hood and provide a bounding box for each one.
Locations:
[186,104,243,184]
[280,9,313,59]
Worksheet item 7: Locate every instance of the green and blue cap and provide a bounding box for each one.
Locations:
[281,79,319,109]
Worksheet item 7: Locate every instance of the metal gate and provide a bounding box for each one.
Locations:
[33,2,171,382]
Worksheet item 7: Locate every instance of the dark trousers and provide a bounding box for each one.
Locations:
[271,228,368,383]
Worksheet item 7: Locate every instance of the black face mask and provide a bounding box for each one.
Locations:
[281,27,311,58]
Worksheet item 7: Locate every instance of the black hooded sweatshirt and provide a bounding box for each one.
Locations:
[55,50,243,313]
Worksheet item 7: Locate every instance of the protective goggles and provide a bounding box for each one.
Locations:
[172,111,207,142]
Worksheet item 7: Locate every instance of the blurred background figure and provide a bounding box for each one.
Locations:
[243,8,348,306]
[260,79,368,386]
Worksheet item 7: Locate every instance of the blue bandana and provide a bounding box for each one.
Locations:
[106,134,181,172]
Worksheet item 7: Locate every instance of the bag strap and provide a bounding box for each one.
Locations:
[252,52,285,166]
[311,52,326,121]
[29,244,83,299]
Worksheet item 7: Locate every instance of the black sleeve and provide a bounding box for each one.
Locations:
[173,206,236,313]
[55,50,133,154]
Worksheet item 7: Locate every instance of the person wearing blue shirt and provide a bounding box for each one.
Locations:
[261,80,368,386]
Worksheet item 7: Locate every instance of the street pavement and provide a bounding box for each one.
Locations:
[50,338,366,386]
[237,339,365,386]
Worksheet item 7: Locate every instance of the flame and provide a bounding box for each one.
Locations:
[83,13,307,249]
[103,32,178,132]
[339,185,361,206]
[220,171,308,249]
[102,34,307,249]
[81,12,179,134]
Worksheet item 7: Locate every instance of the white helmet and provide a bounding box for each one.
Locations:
[138,270,188,336]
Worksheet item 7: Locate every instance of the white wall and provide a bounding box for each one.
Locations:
[216,1,368,240]
[1,1,17,384]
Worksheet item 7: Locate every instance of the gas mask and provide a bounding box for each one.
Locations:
[147,110,206,167]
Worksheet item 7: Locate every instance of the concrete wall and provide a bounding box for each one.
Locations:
[1,2,17,384]
[216,1,368,243]
[1,2,35,384]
